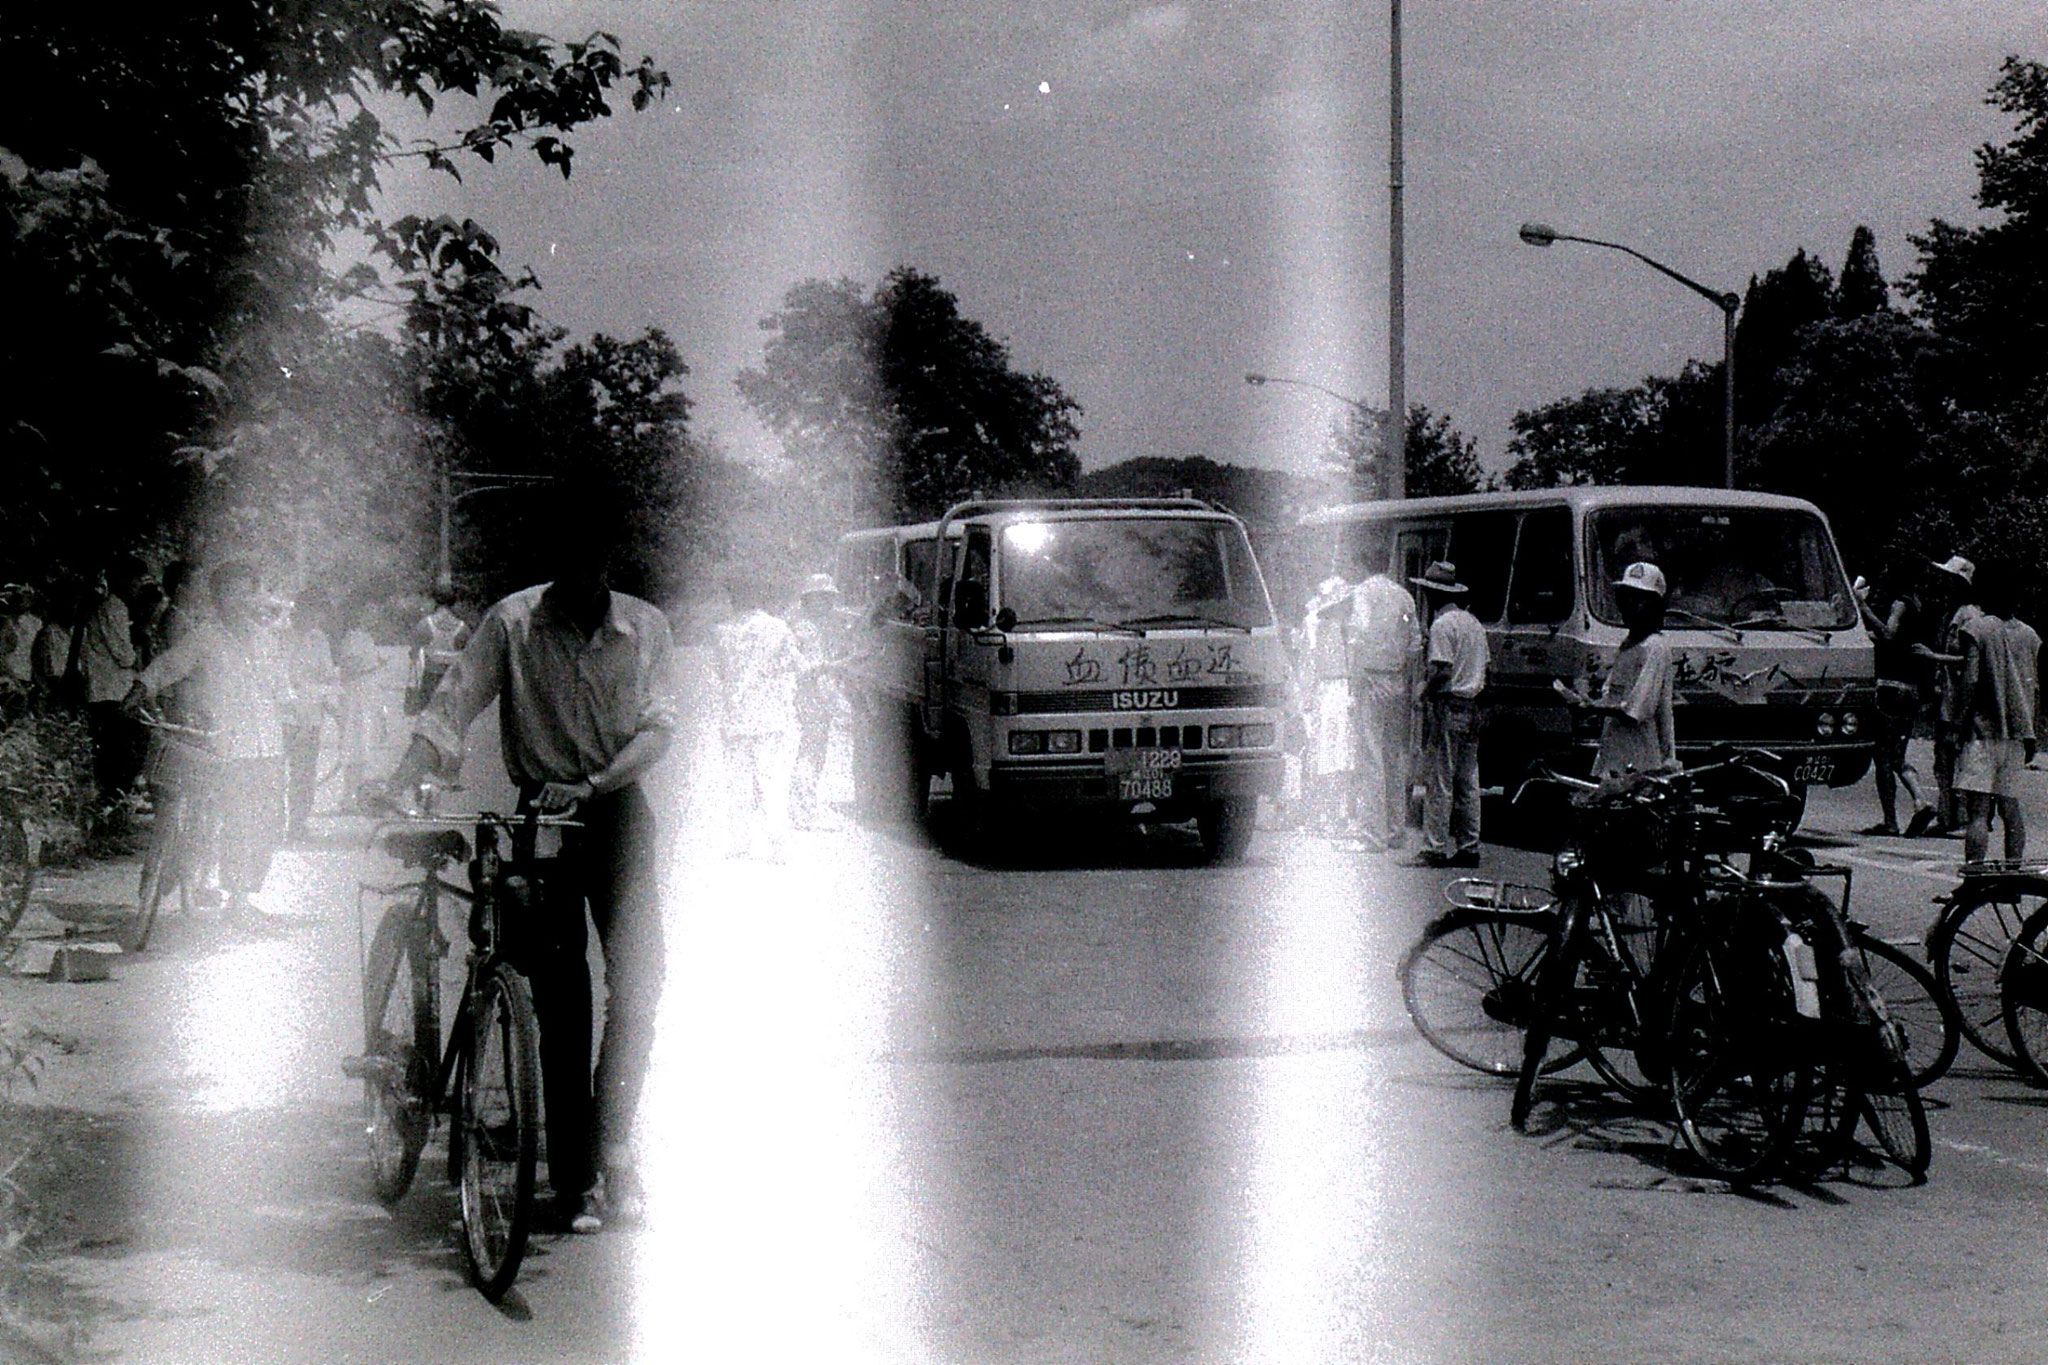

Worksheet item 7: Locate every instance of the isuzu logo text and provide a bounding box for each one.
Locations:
[1112,689,1179,710]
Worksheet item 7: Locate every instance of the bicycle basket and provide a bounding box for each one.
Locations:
[1568,784,1682,873]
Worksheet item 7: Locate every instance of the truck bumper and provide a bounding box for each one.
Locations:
[988,755,1283,812]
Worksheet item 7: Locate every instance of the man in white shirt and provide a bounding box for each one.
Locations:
[1345,546,1421,851]
[81,555,151,809]
[713,572,804,861]
[1302,576,1356,834]
[1409,561,1489,868]
[1954,564,2042,864]
[1587,561,1679,781]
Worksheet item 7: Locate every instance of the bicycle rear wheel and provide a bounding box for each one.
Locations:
[1999,902,2048,1087]
[1932,880,2042,1067]
[1400,909,1582,1076]
[458,960,541,1302]
[1666,931,1808,1182]
[1848,934,1957,1089]
[361,910,434,1204]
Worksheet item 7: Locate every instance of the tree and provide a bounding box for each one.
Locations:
[0,5,669,584]
[1733,247,1835,427]
[1500,385,1660,488]
[1906,56,2048,417]
[1325,402,1483,499]
[1836,225,1891,319]
[737,269,1082,527]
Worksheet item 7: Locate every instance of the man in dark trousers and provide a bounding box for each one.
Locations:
[1407,561,1489,868]
[384,503,677,1234]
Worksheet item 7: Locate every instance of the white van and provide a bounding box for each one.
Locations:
[1300,486,1878,809]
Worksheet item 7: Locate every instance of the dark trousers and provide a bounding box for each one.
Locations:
[519,784,662,1199]
[283,723,320,835]
[86,702,145,804]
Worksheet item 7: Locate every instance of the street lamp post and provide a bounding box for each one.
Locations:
[1386,0,1406,501]
[1518,222,1740,490]
[1245,372,1387,497]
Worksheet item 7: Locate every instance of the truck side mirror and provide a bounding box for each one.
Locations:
[995,606,1017,633]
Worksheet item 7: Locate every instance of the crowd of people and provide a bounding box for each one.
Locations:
[1287,542,2043,870]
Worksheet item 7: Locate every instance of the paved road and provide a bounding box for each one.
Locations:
[13,738,2048,1361]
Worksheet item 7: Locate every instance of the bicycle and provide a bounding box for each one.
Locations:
[1927,863,2048,1069]
[1400,877,1583,1078]
[1994,892,2048,1087]
[342,799,575,1301]
[132,710,225,951]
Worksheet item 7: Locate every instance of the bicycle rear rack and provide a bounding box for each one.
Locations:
[1442,878,1553,914]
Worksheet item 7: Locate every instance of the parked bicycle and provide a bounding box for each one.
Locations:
[342,796,575,1301]
[1928,863,2048,1069]
[133,709,225,951]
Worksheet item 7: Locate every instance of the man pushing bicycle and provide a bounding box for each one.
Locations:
[379,500,677,1235]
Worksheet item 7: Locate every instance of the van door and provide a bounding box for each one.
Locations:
[1496,505,1580,771]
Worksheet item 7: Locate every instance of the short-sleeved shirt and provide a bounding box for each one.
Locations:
[1347,575,1421,675]
[138,619,296,760]
[0,612,40,683]
[1593,633,1678,778]
[1940,602,1986,722]
[712,609,803,737]
[414,585,679,788]
[1426,605,1489,699]
[1959,613,2041,743]
[78,594,137,703]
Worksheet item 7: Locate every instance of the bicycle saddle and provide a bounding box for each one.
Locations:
[380,828,470,868]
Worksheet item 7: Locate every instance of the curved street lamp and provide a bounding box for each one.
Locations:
[1245,373,1388,492]
[1518,222,1740,489]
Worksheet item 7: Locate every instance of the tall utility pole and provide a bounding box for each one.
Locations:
[1385,0,1406,500]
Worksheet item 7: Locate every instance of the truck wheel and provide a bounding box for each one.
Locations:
[1198,797,1256,864]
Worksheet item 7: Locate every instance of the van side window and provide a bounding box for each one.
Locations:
[953,527,994,628]
[1447,510,1516,623]
[1507,506,1574,624]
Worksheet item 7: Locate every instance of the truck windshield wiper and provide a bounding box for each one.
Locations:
[1731,613,1832,643]
[1116,612,1252,634]
[1664,607,1743,641]
[1007,615,1147,637]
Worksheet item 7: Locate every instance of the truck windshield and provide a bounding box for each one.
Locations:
[999,518,1274,629]
[1586,506,1856,630]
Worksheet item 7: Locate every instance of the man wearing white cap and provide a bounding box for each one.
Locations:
[1408,561,1488,868]
[1586,561,1680,780]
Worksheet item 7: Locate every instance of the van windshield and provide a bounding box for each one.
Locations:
[1586,506,1856,631]
[999,518,1274,629]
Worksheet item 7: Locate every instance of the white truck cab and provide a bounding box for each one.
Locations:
[839,498,1288,861]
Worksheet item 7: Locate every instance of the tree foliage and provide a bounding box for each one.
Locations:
[0,4,670,596]
[1326,403,1485,499]
[737,269,1083,527]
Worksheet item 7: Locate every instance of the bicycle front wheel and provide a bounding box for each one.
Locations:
[458,961,541,1302]
[1666,931,1808,1183]
[361,910,433,1204]
[1400,909,1582,1077]
[1513,899,1586,1131]
[1847,933,1957,1089]
[1933,879,2043,1067]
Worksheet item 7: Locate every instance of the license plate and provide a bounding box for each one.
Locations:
[1106,747,1180,802]
[1793,757,1834,785]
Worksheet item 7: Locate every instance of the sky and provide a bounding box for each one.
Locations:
[371,0,2040,480]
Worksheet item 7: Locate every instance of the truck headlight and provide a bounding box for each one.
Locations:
[1238,724,1275,747]
[1208,725,1240,748]
[1046,730,1081,754]
[1839,711,1860,737]
[1815,712,1836,737]
[1008,730,1045,755]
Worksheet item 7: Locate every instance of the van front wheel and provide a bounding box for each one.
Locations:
[1198,797,1256,864]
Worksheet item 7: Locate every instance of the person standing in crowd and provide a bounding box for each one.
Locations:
[0,587,41,688]
[1302,576,1357,836]
[406,583,470,715]
[384,504,678,1236]
[1409,561,1489,869]
[790,573,846,829]
[1581,562,1679,780]
[282,585,339,842]
[1924,555,1983,837]
[30,580,81,702]
[713,572,803,861]
[77,555,152,812]
[1857,571,1939,836]
[124,563,295,921]
[1954,564,2041,865]
[1343,544,1420,852]
[335,598,385,797]
[153,561,200,658]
